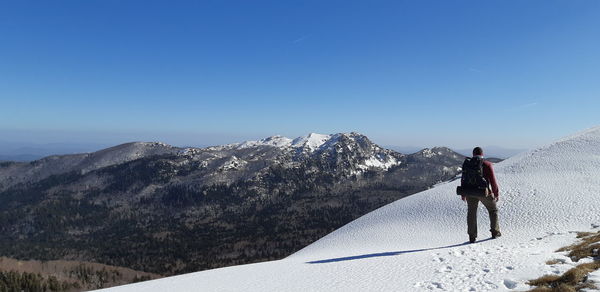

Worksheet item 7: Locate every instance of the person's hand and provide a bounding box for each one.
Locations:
[494,195,499,202]
[461,195,466,201]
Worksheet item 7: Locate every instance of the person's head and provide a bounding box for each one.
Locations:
[472,147,483,157]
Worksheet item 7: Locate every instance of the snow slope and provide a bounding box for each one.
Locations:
[101,126,600,292]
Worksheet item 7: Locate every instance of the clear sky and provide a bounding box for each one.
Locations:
[1,0,599,150]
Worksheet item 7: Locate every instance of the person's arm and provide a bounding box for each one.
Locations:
[484,161,499,199]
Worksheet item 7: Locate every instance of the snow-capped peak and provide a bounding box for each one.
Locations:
[233,132,377,153]
[234,133,349,152]
[237,135,293,149]
[291,133,333,151]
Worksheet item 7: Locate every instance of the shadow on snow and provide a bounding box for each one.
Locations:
[306,238,493,264]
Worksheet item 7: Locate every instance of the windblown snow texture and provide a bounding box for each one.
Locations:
[101,127,600,292]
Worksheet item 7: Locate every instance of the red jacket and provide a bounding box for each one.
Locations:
[482,159,499,197]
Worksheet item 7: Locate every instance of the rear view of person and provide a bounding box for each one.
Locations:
[457,147,501,243]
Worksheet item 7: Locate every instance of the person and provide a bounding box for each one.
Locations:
[461,147,500,243]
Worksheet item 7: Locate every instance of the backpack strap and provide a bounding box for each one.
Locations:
[476,157,489,185]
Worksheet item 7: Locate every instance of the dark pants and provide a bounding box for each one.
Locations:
[467,195,500,238]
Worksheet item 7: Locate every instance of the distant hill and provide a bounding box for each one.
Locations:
[0,154,44,162]
[0,142,110,162]
[385,145,521,160]
[454,146,526,159]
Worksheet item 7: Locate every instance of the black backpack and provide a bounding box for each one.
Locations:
[456,157,490,197]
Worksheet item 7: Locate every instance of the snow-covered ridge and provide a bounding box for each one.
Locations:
[229,132,384,152]
[236,135,294,149]
[217,132,403,173]
[291,133,333,151]
[102,126,600,292]
[233,133,338,152]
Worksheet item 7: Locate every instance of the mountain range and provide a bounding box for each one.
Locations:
[0,140,519,162]
[0,132,465,280]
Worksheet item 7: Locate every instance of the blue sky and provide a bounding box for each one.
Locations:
[1,0,599,150]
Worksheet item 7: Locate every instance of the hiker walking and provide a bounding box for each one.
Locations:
[457,147,500,243]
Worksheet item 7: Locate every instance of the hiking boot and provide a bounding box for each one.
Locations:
[469,235,476,243]
[491,231,502,239]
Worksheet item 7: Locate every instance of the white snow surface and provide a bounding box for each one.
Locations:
[101,127,600,292]
[359,155,400,170]
[291,133,333,151]
[587,269,600,291]
[237,135,294,149]
[235,133,334,152]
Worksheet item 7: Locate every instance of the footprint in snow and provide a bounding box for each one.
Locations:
[436,265,453,273]
[484,281,498,289]
[428,282,443,290]
[503,279,518,289]
[433,257,446,262]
